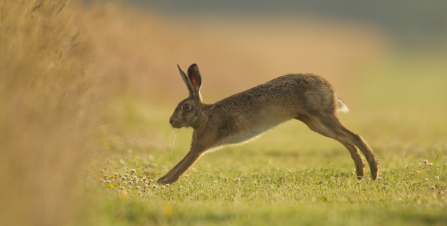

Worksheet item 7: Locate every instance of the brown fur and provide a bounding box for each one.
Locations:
[158,64,379,184]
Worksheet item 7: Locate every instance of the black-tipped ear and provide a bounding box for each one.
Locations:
[177,64,195,96]
[187,64,202,94]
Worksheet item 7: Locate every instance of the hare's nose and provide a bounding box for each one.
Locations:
[169,118,174,124]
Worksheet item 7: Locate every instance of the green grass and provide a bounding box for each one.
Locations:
[90,144,446,226]
[86,52,447,226]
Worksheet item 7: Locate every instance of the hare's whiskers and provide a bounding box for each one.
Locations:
[169,130,177,155]
[163,129,175,152]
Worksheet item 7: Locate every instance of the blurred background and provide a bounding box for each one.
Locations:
[133,0,447,46]
[1,0,446,225]
[83,0,447,105]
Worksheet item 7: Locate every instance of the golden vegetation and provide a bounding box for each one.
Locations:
[0,1,100,225]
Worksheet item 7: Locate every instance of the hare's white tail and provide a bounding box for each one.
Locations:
[337,98,349,113]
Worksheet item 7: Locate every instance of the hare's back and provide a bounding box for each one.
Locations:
[215,73,336,119]
[249,74,336,110]
[265,73,334,94]
[267,73,336,113]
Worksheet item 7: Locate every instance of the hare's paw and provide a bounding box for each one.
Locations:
[157,175,168,184]
[355,163,365,180]
[369,158,380,180]
[157,175,179,184]
[371,168,379,180]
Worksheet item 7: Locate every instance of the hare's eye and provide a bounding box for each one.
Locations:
[182,103,191,111]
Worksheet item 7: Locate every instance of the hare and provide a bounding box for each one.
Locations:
[157,64,379,184]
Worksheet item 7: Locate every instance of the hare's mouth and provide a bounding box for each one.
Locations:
[169,118,182,128]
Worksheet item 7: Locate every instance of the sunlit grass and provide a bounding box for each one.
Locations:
[91,141,446,225]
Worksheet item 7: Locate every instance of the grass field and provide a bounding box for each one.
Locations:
[86,52,447,225]
[1,1,447,226]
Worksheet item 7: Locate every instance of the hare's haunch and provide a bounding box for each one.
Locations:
[157,64,379,184]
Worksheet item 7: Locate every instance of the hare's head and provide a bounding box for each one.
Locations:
[169,64,204,128]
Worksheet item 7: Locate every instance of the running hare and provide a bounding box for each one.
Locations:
[157,64,379,184]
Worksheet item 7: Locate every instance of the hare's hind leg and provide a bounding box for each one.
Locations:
[301,114,379,180]
[336,124,380,179]
[297,115,365,179]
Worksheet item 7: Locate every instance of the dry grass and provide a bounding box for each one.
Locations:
[0,1,102,225]
[0,1,388,225]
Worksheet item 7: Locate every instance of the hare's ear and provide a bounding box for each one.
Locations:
[187,64,202,101]
[177,64,195,96]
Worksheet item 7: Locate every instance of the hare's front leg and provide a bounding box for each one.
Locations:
[157,150,203,184]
